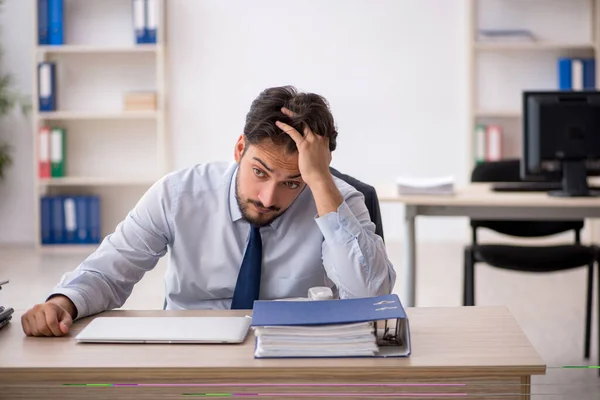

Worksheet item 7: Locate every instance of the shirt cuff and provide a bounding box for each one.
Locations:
[314,201,363,243]
[46,288,87,321]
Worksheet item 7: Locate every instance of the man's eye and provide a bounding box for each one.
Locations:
[253,168,265,177]
[285,182,300,189]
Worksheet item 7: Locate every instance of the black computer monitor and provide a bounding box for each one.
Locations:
[521,90,600,197]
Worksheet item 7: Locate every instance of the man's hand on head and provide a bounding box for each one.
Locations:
[276,107,343,216]
[275,107,333,188]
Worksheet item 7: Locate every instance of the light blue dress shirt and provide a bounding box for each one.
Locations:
[50,162,397,319]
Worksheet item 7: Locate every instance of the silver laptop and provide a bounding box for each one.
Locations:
[75,316,252,344]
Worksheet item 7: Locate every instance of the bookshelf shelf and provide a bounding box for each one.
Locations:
[38,111,159,121]
[474,42,595,51]
[38,177,158,187]
[39,244,99,255]
[475,110,521,118]
[36,45,160,55]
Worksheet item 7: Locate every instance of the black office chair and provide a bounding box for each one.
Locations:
[330,167,385,242]
[464,159,597,361]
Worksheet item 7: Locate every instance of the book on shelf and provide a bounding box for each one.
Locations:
[41,195,101,245]
[38,62,57,112]
[132,0,158,45]
[37,0,49,45]
[48,0,63,45]
[146,0,158,44]
[37,0,63,46]
[474,124,502,164]
[132,0,146,44]
[38,126,66,179]
[50,127,66,178]
[124,91,157,111]
[38,0,158,47]
[558,58,595,90]
[38,127,51,179]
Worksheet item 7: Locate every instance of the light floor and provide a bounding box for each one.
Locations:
[1,241,599,399]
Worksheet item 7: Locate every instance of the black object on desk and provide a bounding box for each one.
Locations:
[492,181,600,192]
[0,307,13,330]
[0,307,14,321]
[0,279,12,330]
[521,91,600,197]
[0,316,11,329]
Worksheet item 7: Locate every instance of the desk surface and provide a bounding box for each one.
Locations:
[378,183,600,207]
[0,306,545,383]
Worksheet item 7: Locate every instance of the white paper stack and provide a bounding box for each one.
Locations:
[253,321,378,358]
[396,176,455,195]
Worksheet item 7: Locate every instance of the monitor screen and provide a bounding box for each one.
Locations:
[521,91,600,196]
[523,91,600,180]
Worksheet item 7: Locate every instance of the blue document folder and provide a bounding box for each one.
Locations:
[48,0,63,45]
[38,62,56,112]
[38,0,49,45]
[251,294,411,358]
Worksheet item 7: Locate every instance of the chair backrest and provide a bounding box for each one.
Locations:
[470,159,583,239]
[330,167,385,242]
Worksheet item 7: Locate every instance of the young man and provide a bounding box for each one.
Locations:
[21,85,396,337]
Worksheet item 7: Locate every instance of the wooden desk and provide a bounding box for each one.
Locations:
[0,307,545,399]
[378,183,600,307]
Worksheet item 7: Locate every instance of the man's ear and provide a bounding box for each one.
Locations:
[234,135,246,163]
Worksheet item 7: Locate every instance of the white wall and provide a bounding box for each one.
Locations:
[167,0,471,242]
[0,0,471,244]
[0,0,34,243]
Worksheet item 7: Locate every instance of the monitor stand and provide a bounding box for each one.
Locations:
[549,160,600,197]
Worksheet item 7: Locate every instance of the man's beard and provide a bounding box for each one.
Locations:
[235,174,282,227]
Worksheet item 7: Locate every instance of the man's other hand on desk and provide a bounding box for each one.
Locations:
[21,295,77,337]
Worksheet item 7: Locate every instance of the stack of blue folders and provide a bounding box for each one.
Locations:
[251,294,411,358]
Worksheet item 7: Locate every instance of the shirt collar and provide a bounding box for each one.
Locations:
[228,163,243,223]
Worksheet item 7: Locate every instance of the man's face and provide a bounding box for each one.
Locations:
[234,136,306,227]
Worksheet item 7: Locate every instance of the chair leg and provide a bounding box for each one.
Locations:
[463,247,475,306]
[597,261,600,376]
[584,262,593,360]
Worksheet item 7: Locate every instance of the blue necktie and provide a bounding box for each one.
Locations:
[231,225,262,309]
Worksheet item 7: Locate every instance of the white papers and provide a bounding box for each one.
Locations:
[254,322,378,358]
[396,176,454,195]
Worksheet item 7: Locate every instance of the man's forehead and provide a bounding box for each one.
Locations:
[247,144,300,176]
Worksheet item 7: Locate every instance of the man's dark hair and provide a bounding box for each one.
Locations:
[243,86,338,154]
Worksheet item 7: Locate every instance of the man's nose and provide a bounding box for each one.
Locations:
[258,184,277,208]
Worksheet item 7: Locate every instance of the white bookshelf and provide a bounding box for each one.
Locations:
[37,44,160,54]
[467,0,600,244]
[37,110,159,120]
[467,0,600,167]
[38,177,158,187]
[39,244,101,255]
[32,0,168,253]
[475,110,520,119]
[473,42,595,51]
